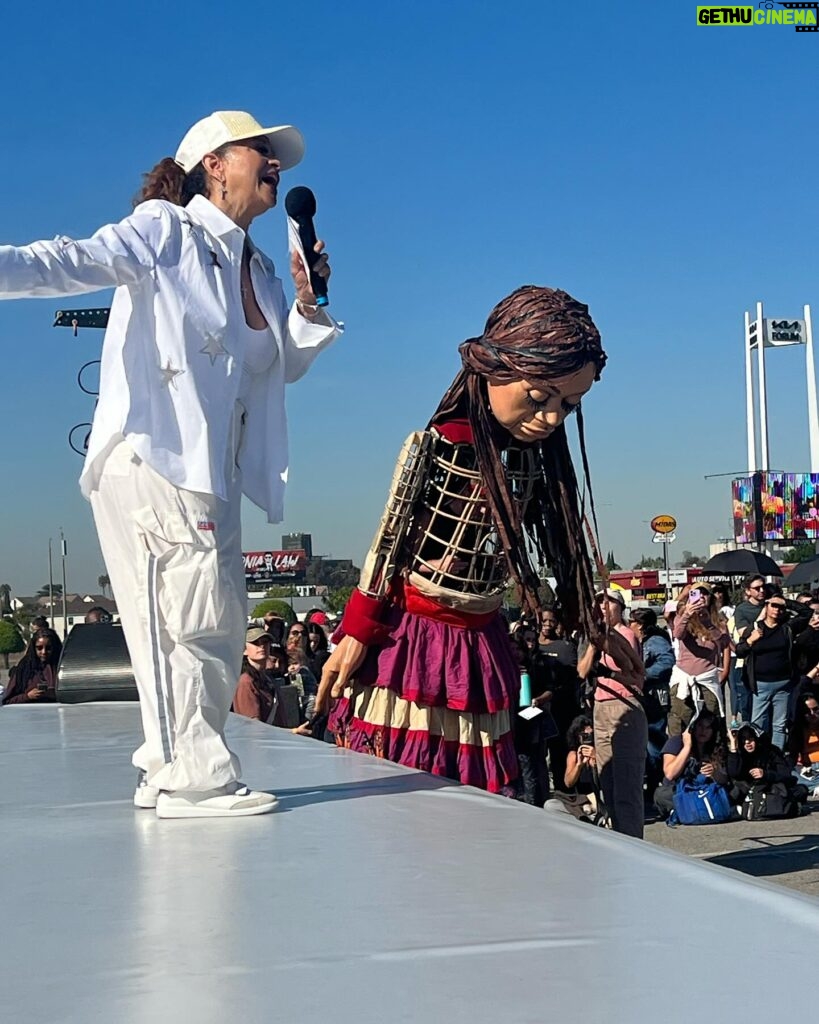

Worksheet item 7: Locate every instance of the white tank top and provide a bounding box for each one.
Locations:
[236,319,277,404]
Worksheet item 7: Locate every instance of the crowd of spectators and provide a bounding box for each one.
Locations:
[7,575,819,835]
[509,574,819,835]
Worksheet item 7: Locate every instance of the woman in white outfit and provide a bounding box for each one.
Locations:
[0,111,341,817]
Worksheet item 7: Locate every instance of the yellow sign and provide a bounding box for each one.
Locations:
[651,514,677,535]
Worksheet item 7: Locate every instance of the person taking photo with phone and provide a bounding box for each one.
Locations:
[668,584,730,737]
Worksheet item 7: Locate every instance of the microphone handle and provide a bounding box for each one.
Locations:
[295,215,329,307]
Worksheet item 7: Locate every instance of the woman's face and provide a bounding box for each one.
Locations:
[287,625,306,651]
[307,629,322,651]
[486,363,597,443]
[804,699,819,723]
[34,635,52,663]
[693,718,714,746]
[765,598,787,622]
[742,735,757,753]
[244,638,270,668]
[209,137,281,219]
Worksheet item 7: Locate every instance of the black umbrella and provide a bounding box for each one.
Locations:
[699,550,783,578]
[783,557,819,588]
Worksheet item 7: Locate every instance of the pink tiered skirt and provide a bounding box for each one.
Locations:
[329,598,520,794]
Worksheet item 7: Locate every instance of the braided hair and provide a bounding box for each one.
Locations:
[413,285,606,637]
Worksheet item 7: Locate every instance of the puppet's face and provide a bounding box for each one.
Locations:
[486,362,596,442]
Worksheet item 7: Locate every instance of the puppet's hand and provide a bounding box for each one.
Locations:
[315,636,368,710]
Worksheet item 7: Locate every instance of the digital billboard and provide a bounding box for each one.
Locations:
[733,473,819,543]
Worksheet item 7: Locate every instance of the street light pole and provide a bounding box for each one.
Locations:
[60,529,68,639]
[48,539,55,629]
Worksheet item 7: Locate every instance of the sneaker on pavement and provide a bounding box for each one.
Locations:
[134,771,160,809]
[155,783,279,819]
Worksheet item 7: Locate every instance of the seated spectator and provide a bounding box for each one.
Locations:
[552,714,606,824]
[653,711,729,820]
[2,629,60,705]
[788,693,819,795]
[84,606,112,624]
[727,723,806,818]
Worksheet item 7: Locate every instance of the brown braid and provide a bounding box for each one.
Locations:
[411,285,606,638]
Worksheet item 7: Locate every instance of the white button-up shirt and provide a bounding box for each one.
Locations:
[0,194,341,522]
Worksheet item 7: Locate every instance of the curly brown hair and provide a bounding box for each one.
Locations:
[132,144,232,208]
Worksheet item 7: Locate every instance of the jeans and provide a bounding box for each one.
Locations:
[752,678,791,751]
[730,663,752,722]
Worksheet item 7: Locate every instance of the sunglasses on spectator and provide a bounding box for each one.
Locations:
[748,584,764,591]
[767,602,786,611]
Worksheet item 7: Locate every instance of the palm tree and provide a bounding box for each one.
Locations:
[98,574,111,597]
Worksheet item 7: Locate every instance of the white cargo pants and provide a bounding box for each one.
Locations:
[90,433,247,792]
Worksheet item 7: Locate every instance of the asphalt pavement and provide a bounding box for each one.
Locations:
[644,802,819,899]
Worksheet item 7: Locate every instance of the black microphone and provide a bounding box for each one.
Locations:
[284,186,328,307]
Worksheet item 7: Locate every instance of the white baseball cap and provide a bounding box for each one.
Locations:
[174,111,305,174]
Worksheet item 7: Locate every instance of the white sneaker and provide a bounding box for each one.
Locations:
[155,783,279,819]
[134,771,160,809]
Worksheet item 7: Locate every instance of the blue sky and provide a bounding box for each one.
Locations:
[0,0,817,596]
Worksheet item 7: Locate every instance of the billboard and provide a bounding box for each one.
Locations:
[733,473,819,543]
[244,549,307,588]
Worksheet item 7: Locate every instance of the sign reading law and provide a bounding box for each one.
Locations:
[244,550,307,587]
[650,514,677,535]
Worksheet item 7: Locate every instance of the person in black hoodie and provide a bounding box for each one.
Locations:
[726,723,806,817]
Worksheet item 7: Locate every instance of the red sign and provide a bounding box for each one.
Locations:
[243,550,307,585]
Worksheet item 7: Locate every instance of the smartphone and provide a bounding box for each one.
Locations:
[688,589,701,604]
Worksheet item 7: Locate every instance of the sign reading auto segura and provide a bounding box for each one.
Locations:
[244,549,307,587]
[650,514,677,535]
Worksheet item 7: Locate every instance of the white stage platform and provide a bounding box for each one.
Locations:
[3,704,819,1024]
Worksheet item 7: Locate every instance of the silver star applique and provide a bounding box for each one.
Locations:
[159,360,184,390]
[199,333,229,366]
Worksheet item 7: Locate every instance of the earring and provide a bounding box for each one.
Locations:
[220,179,227,200]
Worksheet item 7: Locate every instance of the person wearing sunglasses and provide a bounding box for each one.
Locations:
[0,110,341,818]
[736,593,810,750]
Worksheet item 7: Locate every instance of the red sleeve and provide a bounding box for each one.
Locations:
[233,673,261,719]
[340,588,391,646]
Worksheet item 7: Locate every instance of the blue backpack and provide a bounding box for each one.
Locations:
[668,774,732,826]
